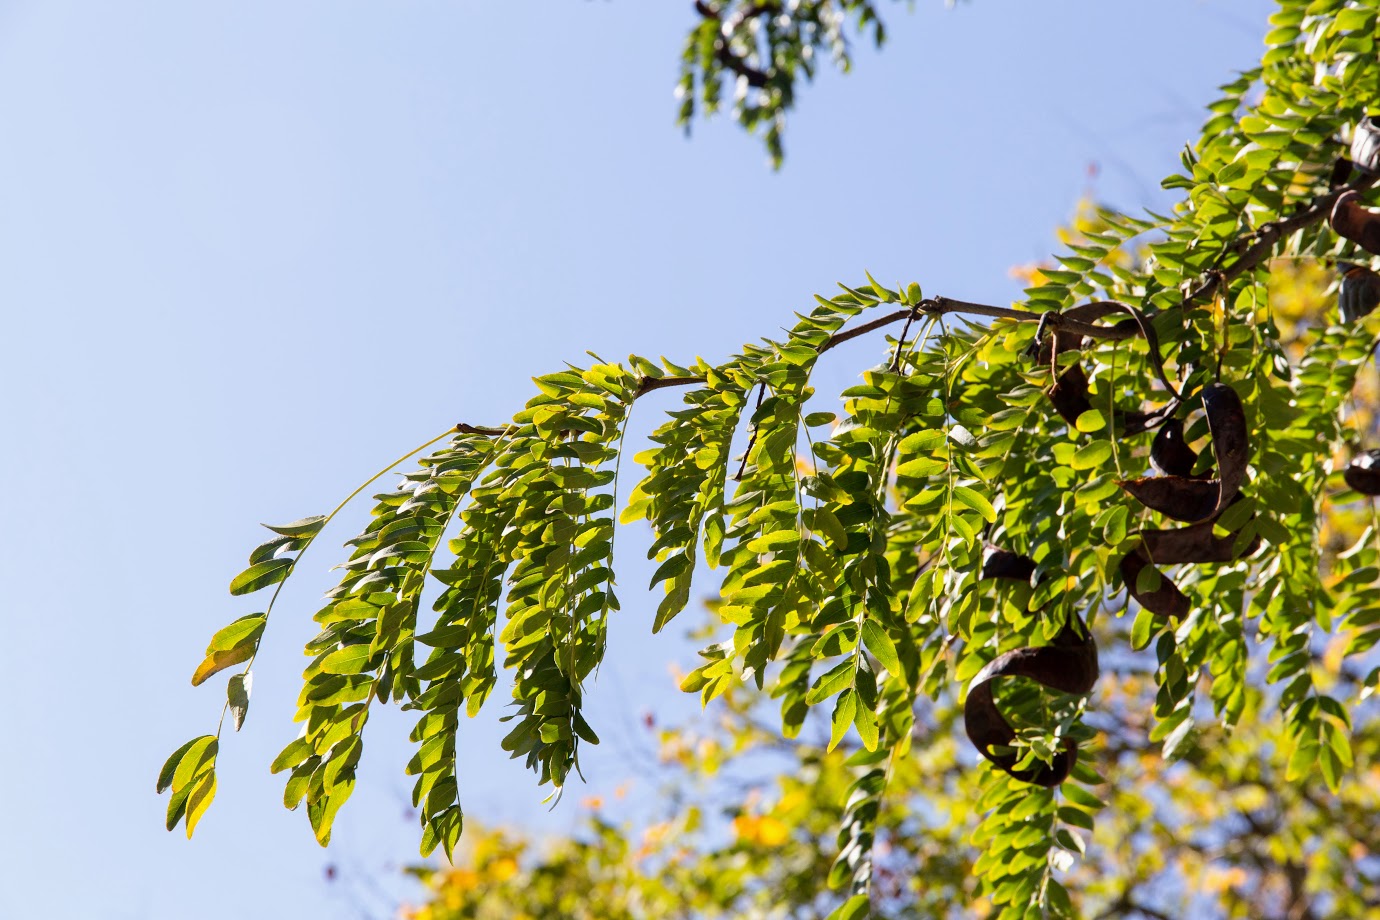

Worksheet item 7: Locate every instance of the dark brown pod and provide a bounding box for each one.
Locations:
[963,619,1099,787]
[1339,262,1380,324]
[1119,553,1191,621]
[1331,190,1380,257]
[1150,417,1199,477]
[981,544,1037,583]
[1037,301,1179,435]
[1119,511,1260,620]
[1345,450,1380,495]
[1352,117,1380,177]
[1119,383,1247,523]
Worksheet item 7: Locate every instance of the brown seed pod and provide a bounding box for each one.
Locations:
[964,547,1100,786]
[1150,417,1200,478]
[1331,190,1380,257]
[1038,301,1181,435]
[1350,117,1380,178]
[1338,262,1380,324]
[1119,509,1261,620]
[1345,450,1380,495]
[1117,383,1247,524]
[963,617,1099,787]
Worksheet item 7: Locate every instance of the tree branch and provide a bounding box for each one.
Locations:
[1182,174,1377,307]
[695,1,781,89]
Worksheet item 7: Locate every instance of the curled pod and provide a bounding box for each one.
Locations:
[1119,507,1261,620]
[1150,417,1200,478]
[963,617,1099,787]
[1338,262,1380,324]
[980,544,1037,583]
[1118,382,1247,523]
[1345,450,1380,495]
[1331,190,1380,257]
[1352,117,1380,178]
[964,546,1099,786]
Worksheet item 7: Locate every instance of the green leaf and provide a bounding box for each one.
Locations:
[157,737,202,794]
[860,621,901,676]
[1070,440,1111,471]
[263,515,327,537]
[171,736,217,794]
[271,737,313,774]
[854,702,879,751]
[1057,805,1094,831]
[1074,410,1107,433]
[829,689,857,752]
[184,770,217,838]
[229,558,294,596]
[951,486,997,524]
[831,894,871,920]
[206,613,267,653]
[1129,606,1157,651]
[320,644,376,676]
[806,659,855,705]
[191,644,255,687]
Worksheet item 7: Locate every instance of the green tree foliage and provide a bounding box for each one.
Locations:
[677,0,891,165]
[161,2,1380,916]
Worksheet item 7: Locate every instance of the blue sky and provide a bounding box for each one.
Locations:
[0,2,1276,917]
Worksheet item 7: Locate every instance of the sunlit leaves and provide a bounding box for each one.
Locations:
[160,735,217,837]
[189,612,264,686]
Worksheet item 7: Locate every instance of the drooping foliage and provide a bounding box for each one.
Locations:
[394,611,1380,919]
[161,2,1380,917]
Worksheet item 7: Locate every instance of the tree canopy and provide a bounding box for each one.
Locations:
[159,2,1380,917]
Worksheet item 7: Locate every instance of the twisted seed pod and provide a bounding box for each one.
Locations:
[1331,191,1380,257]
[963,547,1099,787]
[1339,262,1380,324]
[1117,383,1247,524]
[1345,449,1380,495]
[1116,385,1255,619]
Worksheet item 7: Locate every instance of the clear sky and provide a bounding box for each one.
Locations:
[0,2,1276,917]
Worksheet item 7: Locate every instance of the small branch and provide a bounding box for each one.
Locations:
[733,381,768,481]
[921,297,1142,342]
[695,1,780,89]
[454,423,509,436]
[816,307,914,355]
[466,294,1140,427]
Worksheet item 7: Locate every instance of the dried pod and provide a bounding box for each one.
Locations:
[1119,553,1191,621]
[1150,417,1199,477]
[1037,301,1178,434]
[963,618,1099,787]
[966,547,1099,786]
[981,544,1037,583]
[1345,450,1380,495]
[1118,383,1247,523]
[1118,510,1260,620]
[1339,262,1380,324]
[1331,190,1380,257]
[1352,116,1380,177]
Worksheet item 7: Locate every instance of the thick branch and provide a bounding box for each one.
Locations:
[1183,174,1377,306]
